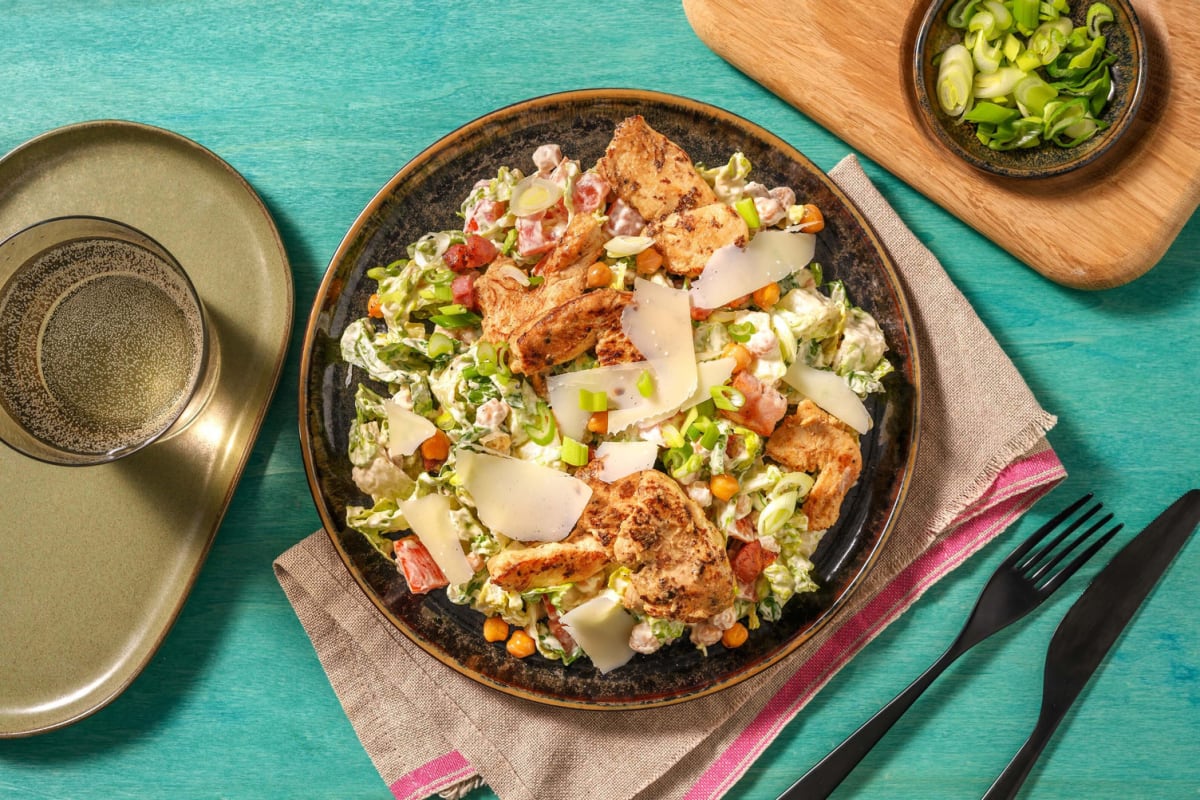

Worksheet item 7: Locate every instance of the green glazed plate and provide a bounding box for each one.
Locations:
[0,121,292,736]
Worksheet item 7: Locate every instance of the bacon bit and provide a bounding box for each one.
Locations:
[690,305,713,321]
[446,235,498,273]
[466,234,498,267]
[451,271,478,310]
[719,371,787,436]
[394,537,449,594]
[730,539,777,584]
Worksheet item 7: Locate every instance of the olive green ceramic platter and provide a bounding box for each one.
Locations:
[300,89,919,709]
[0,121,292,736]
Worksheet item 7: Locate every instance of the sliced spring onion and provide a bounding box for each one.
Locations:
[710,384,746,412]
[476,341,498,376]
[522,401,557,445]
[509,175,563,217]
[973,66,1028,98]
[935,0,1116,150]
[560,436,589,467]
[947,0,980,28]
[734,196,761,229]
[429,309,481,328]
[1086,2,1113,37]
[727,321,755,343]
[936,43,975,117]
[964,101,1020,125]
[756,491,799,537]
[1012,0,1039,30]
[972,32,1004,72]
[578,388,608,412]
[1014,74,1058,116]
[427,332,454,359]
[636,369,655,398]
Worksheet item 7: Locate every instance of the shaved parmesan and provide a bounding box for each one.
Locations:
[547,279,698,438]
[680,357,737,412]
[593,441,659,482]
[782,361,872,434]
[457,450,592,542]
[384,400,437,459]
[559,590,638,673]
[396,494,475,585]
[689,230,816,310]
[546,362,646,441]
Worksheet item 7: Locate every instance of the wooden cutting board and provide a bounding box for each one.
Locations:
[683,0,1198,289]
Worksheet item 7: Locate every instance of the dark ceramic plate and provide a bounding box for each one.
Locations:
[912,0,1147,179]
[299,90,919,709]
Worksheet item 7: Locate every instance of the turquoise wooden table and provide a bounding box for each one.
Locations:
[1,2,1196,798]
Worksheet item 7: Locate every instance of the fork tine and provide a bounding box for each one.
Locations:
[1018,502,1103,572]
[1005,492,1094,565]
[1037,522,1123,595]
[1027,511,1112,582]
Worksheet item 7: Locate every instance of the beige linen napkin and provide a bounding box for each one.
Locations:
[274,155,1065,800]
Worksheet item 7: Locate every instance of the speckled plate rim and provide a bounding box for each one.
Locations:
[299,88,920,709]
[0,120,293,737]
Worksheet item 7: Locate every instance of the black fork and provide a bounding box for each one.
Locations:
[777,493,1122,800]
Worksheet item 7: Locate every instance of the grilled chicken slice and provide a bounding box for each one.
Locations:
[536,207,608,276]
[485,530,610,592]
[485,478,620,591]
[609,470,736,623]
[647,202,749,278]
[764,399,862,531]
[510,288,642,373]
[596,115,717,223]
[474,212,606,348]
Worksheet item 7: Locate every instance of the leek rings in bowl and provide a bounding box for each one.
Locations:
[912,0,1147,179]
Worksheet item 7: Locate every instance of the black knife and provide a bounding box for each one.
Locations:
[982,488,1200,799]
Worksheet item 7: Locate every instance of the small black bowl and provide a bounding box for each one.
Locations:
[913,0,1147,179]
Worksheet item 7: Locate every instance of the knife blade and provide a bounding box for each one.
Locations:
[982,488,1200,799]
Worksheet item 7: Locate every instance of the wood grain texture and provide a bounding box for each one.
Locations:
[0,1,1196,799]
[682,0,1200,290]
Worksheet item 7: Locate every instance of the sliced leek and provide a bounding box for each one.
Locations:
[936,44,975,117]
[935,0,1116,150]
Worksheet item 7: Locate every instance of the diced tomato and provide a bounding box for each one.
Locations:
[451,271,478,310]
[572,172,610,214]
[720,371,788,436]
[393,536,449,594]
[464,197,505,234]
[730,539,777,584]
[516,215,556,257]
[543,598,577,653]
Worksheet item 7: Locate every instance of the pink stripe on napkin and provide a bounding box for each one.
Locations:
[390,750,475,800]
[683,447,1065,800]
